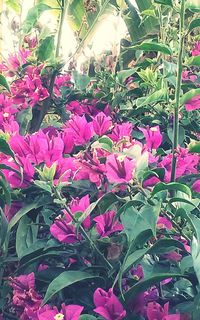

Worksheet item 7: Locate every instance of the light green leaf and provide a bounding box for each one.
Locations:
[136,88,168,107]
[180,88,200,105]
[188,141,200,154]
[37,35,55,61]
[129,41,172,55]
[152,182,192,198]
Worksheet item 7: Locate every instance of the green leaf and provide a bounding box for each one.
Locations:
[0,138,14,158]
[37,35,55,61]
[129,41,172,55]
[154,0,173,6]
[0,178,11,206]
[136,88,168,107]
[16,215,38,258]
[72,71,90,91]
[117,68,136,84]
[0,208,8,246]
[188,141,200,154]
[188,55,200,67]
[189,18,200,32]
[80,316,97,320]
[16,107,33,135]
[193,292,200,320]
[23,4,53,34]
[6,0,21,13]
[8,196,51,230]
[123,238,185,274]
[151,182,191,198]
[192,236,200,285]
[180,88,200,105]
[0,74,10,92]
[42,271,99,305]
[124,273,182,301]
[121,202,160,242]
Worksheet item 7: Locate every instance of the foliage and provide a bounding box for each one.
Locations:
[0,0,200,320]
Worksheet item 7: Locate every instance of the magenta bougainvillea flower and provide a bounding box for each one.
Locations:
[66,115,93,145]
[192,179,200,193]
[10,272,42,320]
[37,304,84,320]
[92,112,112,136]
[192,41,200,56]
[70,194,91,229]
[185,95,200,111]
[94,210,123,237]
[143,176,160,188]
[109,122,133,142]
[61,128,75,154]
[139,125,162,150]
[146,301,185,320]
[106,154,135,183]
[93,288,126,320]
[50,216,81,244]
[182,70,197,82]
[158,147,199,182]
[157,217,172,230]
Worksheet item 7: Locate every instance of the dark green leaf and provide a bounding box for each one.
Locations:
[16,215,38,259]
[0,74,10,92]
[16,107,33,135]
[42,271,100,305]
[0,138,14,157]
[124,273,182,301]
[0,208,8,246]
[0,178,11,206]
[80,316,98,320]
[154,0,173,6]
[117,68,136,84]
[189,18,200,32]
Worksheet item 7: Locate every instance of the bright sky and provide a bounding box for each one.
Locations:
[2,0,137,59]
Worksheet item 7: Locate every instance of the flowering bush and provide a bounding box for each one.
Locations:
[0,1,200,320]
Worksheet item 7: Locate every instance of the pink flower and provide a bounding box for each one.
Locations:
[4,201,22,221]
[93,288,126,320]
[94,210,123,237]
[158,147,199,182]
[109,122,133,142]
[143,176,160,188]
[192,179,200,193]
[163,251,182,262]
[139,125,162,150]
[50,216,81,244]
[70,195,90,229]
[106,154,135,184]
[92,112,112,136]
[10,273,42,319]
[185,95,200,111]
[62,128,75,154]
[147,302,181,320]
[75,151,106,186]
[66,115,93,145]
[157,217,172,230]
[38,304,84,320]
[192,41,200,56]
[182,70,197,82]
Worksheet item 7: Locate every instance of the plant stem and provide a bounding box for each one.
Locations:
[56,0,67,57]
[170,0,186,182]
[54,189,113,271]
